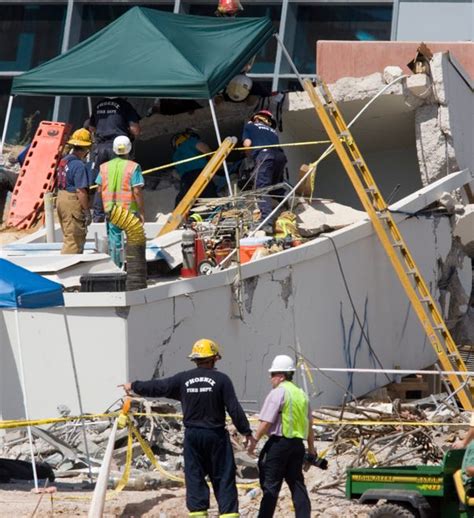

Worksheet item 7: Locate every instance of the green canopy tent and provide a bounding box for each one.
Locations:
[11,7,274,98]
[2,7,275,192]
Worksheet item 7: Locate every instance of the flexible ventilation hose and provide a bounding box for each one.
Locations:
[109,205,146,246]
[109,206,147,290]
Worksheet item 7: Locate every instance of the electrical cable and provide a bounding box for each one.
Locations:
[320,233,391,383]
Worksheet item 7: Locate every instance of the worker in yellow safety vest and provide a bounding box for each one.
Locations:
[248,354,315,518]
[96,135,145,267]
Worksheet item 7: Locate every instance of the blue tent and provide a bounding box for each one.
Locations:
[0,258,64,309]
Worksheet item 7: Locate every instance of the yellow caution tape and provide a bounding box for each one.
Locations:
[0,412,118,430]
[114,425,134,492]
[0,412,470,430]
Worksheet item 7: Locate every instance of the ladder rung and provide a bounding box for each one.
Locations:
[392,242,404,248]
[406,269,418,276]
[339,131,350,139]
[365,187,376,194]
[352,158,364,167]
[420,297,433,304]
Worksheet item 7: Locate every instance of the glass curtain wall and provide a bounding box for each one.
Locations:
[0,1,393,144]
[0,4,66,143]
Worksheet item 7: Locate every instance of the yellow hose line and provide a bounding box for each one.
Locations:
[108,205,146,246]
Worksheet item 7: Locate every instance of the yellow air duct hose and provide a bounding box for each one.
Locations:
[109,206,146,246]
[108,206,147,290]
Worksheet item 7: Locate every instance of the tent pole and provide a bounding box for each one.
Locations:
[62,308,93,483]
[0,96,14,157]
[208,99,233,195]
[14,310,39,491]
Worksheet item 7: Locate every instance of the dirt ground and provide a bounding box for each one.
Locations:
[0,225,37,247]
[0,478,372,517]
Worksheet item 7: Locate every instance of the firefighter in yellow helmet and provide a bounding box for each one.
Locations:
[120,339,256,517]
[56,128,93,254]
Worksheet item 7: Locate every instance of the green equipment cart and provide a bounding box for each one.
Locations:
[346,449,474,517]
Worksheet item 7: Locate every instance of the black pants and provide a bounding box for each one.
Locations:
[258,436,311,518]
[254,149,287,221]
[184,427,238,515]
[175,169,217,207]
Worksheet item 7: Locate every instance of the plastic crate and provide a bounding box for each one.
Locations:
[79,272,127,292]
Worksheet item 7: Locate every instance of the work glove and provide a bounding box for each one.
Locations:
[83,209,92,226]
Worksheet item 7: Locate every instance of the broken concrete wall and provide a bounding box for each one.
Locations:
[2,172,471,419]
[416,52,474,187]
[282,74,422,209]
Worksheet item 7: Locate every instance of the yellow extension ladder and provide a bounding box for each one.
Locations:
[158,136,237,237]
[303,78,474,410]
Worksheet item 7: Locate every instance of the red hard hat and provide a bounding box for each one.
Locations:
[252,109,276,129]
[217,0,242,15]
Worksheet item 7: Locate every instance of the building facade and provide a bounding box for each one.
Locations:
[0,0,393,143]
[1,0,471,146]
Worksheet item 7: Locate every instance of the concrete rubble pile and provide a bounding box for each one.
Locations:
[0,393,471,516]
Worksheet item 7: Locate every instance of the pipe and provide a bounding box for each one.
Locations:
[88,418,118,518]
[208,99,233,195]
[108,206,147,290]
[44,193,56,243]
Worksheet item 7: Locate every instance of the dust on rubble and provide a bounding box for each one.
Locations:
[0,396,468,517]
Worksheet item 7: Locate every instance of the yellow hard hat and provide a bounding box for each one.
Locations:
[67,128,92,147]
[188,338,221,360]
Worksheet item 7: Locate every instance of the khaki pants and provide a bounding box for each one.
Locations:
[56,190,87,254]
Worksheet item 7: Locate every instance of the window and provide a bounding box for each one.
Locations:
[0,5,65,71]
[287,5,393,75]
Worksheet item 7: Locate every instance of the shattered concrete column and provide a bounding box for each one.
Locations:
[414,55,459,186]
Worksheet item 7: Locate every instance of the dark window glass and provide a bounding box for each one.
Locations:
[0,5,65,71]
[288,5,393,75]
[80,4,174,41]
[0,79,55,144]
[188,5,281,74]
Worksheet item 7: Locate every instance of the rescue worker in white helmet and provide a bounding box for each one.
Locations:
[248,354,314,517]
[171,128,218,206]
[120,339,256,518]
[95,135,145,267]
[241,110,287,233]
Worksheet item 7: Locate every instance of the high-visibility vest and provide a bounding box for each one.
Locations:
[281,380,309,439]
[100,158,138,213]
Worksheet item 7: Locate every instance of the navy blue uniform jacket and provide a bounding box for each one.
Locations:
[132,368,251,435]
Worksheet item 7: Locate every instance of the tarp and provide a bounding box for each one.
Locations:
[0,259,64,309]
[12,7,274,99]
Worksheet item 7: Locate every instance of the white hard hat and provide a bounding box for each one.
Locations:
[226,74,253,102]
[268,354,295,373]
[113,135,132,156]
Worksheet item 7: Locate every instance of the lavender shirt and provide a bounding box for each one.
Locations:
[258,385,312,437]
